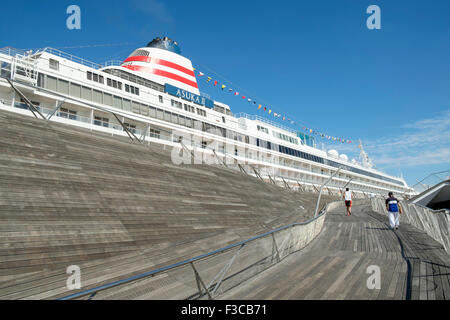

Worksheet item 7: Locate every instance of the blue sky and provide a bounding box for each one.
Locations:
[1,0,449,189]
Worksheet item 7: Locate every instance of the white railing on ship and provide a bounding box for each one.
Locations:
[0,47,119,70]
[0,47,30,57]
[102,60,123,68]
[40,48,104,69]
[235,112,298,135]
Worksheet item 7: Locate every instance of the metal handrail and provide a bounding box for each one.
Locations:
[58,206,329,300]
[412,170,450,189]
[235,112,298,135]
[0,46,109,70]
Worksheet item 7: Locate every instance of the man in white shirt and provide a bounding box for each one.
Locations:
[343,188,352,216]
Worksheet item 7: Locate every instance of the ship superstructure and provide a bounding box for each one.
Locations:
[0,37,414,197]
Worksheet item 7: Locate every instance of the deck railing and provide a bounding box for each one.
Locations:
[0,46,122,70]
[235,112,298,135]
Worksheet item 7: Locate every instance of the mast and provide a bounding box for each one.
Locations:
[358,139,374,169]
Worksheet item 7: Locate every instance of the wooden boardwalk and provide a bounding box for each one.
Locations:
[219,204,450,300]
[0,108,336,299]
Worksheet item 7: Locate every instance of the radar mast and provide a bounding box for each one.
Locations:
[358,139,374,169]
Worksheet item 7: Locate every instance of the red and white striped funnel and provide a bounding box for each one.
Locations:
[121,37,199,94]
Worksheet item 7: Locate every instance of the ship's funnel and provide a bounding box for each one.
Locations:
[121,37,199,94]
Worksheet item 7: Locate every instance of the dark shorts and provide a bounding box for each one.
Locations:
[345,200,352,207]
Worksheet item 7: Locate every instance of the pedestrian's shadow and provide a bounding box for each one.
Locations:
[365,227,391,231]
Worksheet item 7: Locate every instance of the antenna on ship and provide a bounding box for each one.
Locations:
[358,139,374,169]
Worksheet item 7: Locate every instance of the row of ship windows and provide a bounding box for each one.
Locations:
[257,125,269,134]
[36,73,403,187]
[170,100,207,117]
[103,68,164,93]
[258,125,299,146]
[273,131,299,145]
[48,58,143,97]
[39,74,206,119]
[86,71,140,96]
[255,137,403,186]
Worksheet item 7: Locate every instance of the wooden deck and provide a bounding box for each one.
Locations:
[0,108,337,299]
[219,204,450,300]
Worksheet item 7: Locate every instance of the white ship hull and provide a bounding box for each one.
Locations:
[0,41,414,198]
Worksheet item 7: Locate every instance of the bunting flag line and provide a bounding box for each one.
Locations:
[194,67,354,144]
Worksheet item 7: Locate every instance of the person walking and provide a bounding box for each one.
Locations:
[343,188,352,216]
[386,192,402,230]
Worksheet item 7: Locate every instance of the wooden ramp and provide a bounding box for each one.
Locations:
[0,108,337,299]
[219,204,450,300]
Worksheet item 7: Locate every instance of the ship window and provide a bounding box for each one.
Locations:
[59,107,77,120]
[150,129,161,139]
[70,83,81,98]
[164,111,171,122]
[46,75,57,91]
[171,113,178,124]
[103,93,113,106]
[124,123,137,134]
[58,79,69,95]
[132,101,140,114]
[87,71,92,80]
[93,90,103,104]
[113,96,122,109]
[185,117,193,128]
[193,119,201,131]
[125,84,139,95]
[94,116,109,128]
[159,95,163,103]
[171,100,182,109]
[156,109,164,120]
[179,115,185,126]
[81,86,92,101]
[197,108,206,117]
[149,107,156,118]
[122,99,131,111]
[108,79,122,90]
[141,104,149,116]
[49,59,59,71]
[214,105,225,114]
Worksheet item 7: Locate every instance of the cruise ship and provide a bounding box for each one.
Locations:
[0,37,414,197]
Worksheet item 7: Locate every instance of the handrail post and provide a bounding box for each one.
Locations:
[314,166,343,218]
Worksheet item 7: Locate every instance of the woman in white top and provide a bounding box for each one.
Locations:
[343,188,352,216]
